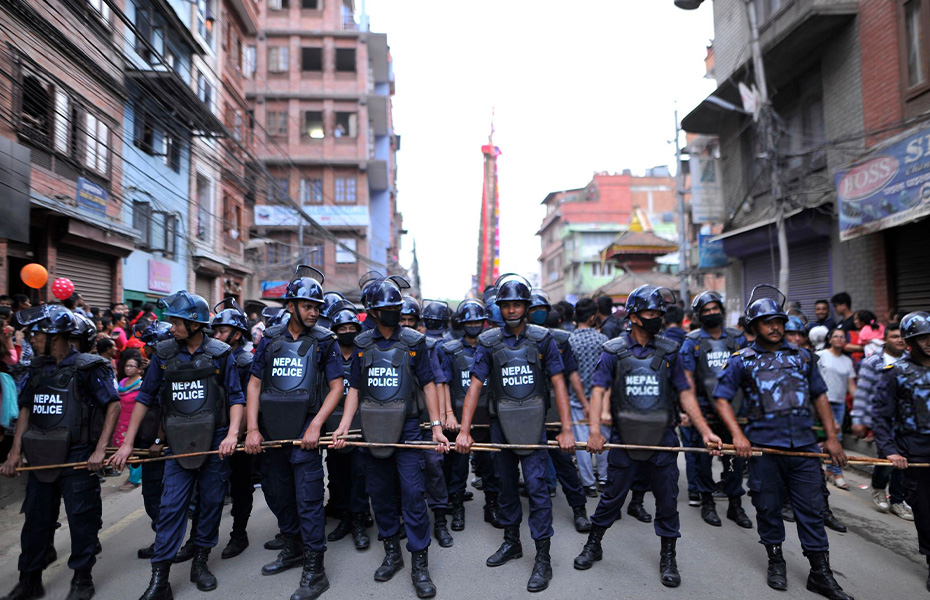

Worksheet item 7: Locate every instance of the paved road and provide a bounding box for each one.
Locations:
[0,455,926,600]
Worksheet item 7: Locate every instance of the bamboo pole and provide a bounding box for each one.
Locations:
[710,443,930,468]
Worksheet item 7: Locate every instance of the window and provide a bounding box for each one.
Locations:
[268,0,288,10]
[755,0,782,23]
[133,201,151,247]
[334,176,356,203]
[299,178,323,204]
[135,8,153,62]
[304,243,323,266]
[334,112,356,137]
[778,70,826,175]
[268,46,289,73]
[270,177,289,202]
[335,48,356,72]
[197,71,213,111]
[223,194,242,237]
[268,242,291,264]
[242,45,256,78]
[197,0,213,47]
[87,0,110,23]
[267,110,288,136]
[301,47,322,71]
[303,111,324,138]
[164,48,179,73]
[53,89,69,154]
[905,0,926,88]
[302,0,319,8]
[335,238,357,264]
[163,132,181,172]
[133,109,155,154]
[232,110,243,141]
[590,262,613,278]
[196,174,212,242]
[83,113,109,175]
[132,201,177,257]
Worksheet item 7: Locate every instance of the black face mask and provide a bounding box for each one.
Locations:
[336,331,358,347]
[463,325,483,338]
[637,316,663,335]
[378,310,401,328]
[701,313,724,329]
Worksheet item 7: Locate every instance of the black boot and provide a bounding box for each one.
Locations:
[433,510,453,547]
[781,500,796,523]
[572,505,592,533]
[487,525,523,567]
[527,538,553,593]
[925,555,930,592]
[351,513,370,550]
[139,562,173,600]
[411,549,437,599]
[137,542,155,560]
[823,508,847,533]
[573,525,606,570]
[700,492,722,527]
[221,533,249,559]
[65,568,94,600]
[727,497,753,529]
[326,517,351,542]
[2,571,44,600]
[765,544,788,590]
[805,551,854,600]
[627,491,652,523]
[484,493,503,529]
[172,539,195,563]
[264,533,286,550]
[189,546,217,592]
[261,534,303,576]
[289,549,329,600]
[659,537,681,588]
[450,493,465,531]
[374,535,404,581]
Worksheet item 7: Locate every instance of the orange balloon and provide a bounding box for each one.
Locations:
[20,263,48,289]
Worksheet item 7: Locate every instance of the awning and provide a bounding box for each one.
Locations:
[711,207,833,258]
[127,69,227,137]
[681,80,742,135]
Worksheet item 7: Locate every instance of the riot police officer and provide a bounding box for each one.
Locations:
[322,300,370,551]
[527,289,592,533]
[456,273,575,593]
[108,290,245,600]
[573,285,720,588]
[210,299,256,559]
[334,276,449,599]
[1,305,119,600]
[243,267,344,600]
[713,286,852,600]
[680,291,752,529]
[873,311,930,593]
[318,292,346,330]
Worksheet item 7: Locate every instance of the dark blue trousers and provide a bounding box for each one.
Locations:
[326,448,369,514]
[547,431,586,508]
[152,442,229,563]
[691,430,746,497]
[141,461,165,532]
[365,418,431,552]
[746,444,828,552]
[227,452,255,535]
[260,444,326,551]
[443,445,469,495]
[590,429,681,538]
[492,419,554,540]
[421,429,449,511]
[679,426,699,494]
[19,468,101,573]
[471,425,500,495]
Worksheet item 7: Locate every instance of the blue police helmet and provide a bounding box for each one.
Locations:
[901,311,930,340]
[158,290,211,324]
[211,297,249,334]
[135,320,173,347]
[625,285,672,315]
[320,291,346,319]
[17,304,77,334]
[745,297,788,328]
[455,299,488,324]
[422,300,450,323]
[401,295,421,318]
[784,316,806,333]
[691,290,724,315]
[494,273,532,304]
[529,289,551,311]
[368,278,405,310]
[358,270,385,309]
[329,300,362,330]
[286,265,325,304]
[71,313,97,352]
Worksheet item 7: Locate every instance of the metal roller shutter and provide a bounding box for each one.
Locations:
[742,240,831,318]
[195,274,215,303]
[56,247,114,310]
[890,222,930,312]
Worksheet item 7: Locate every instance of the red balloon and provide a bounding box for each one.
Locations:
[52,277,75,301]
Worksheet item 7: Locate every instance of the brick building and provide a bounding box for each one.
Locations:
[246,0,400,300]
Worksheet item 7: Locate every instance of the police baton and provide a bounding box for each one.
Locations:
[708,443,930,467]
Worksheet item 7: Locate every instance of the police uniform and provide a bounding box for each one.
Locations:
[680,327,751,527]
[223,344,256,556]
[420,333,453,546]
[250,321,342,573]
[10,349,117,596]
[134,335,244,566]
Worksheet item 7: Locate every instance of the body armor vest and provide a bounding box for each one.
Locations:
[739,344,811,420]
[325,356,361,451]
[689,329,740,400]
[21,354,100,482]
[356,328,422,457]
[258,324,331,441]
[157,337,231,469]
[481,325,550,455]
[442,338,488,423]
[233,347,253,391]
[607,335,679,460]
[416,336,441,421]
[888,360,930,434]
[545,329,572,423]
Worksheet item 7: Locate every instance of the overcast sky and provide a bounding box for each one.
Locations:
[364,0,717,300]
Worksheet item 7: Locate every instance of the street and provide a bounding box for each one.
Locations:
[0,454,925,600]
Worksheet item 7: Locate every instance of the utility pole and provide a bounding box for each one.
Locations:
[673,109,690,305]
[744,0,789,297]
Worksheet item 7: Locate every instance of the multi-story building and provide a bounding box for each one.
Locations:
[537,169,677,302]
[246,0,400,300]
[0,0,136,305]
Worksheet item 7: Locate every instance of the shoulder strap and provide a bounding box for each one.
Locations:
[441,339,463,354]
[311,325,336,343]
[202,337,232,360]
[686,329,702,341]
[74,353,109,371]
[155,339,179,362]
[654,335,680,356]
[235,351,253,368]
[398,327,426,349]
[550,328,570,344]
[602,336,629,355]
[354,329,374,350]
[424,337,438,351]
[478,327,503,349]
[264,323,287,340]
[524,324,550,342]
